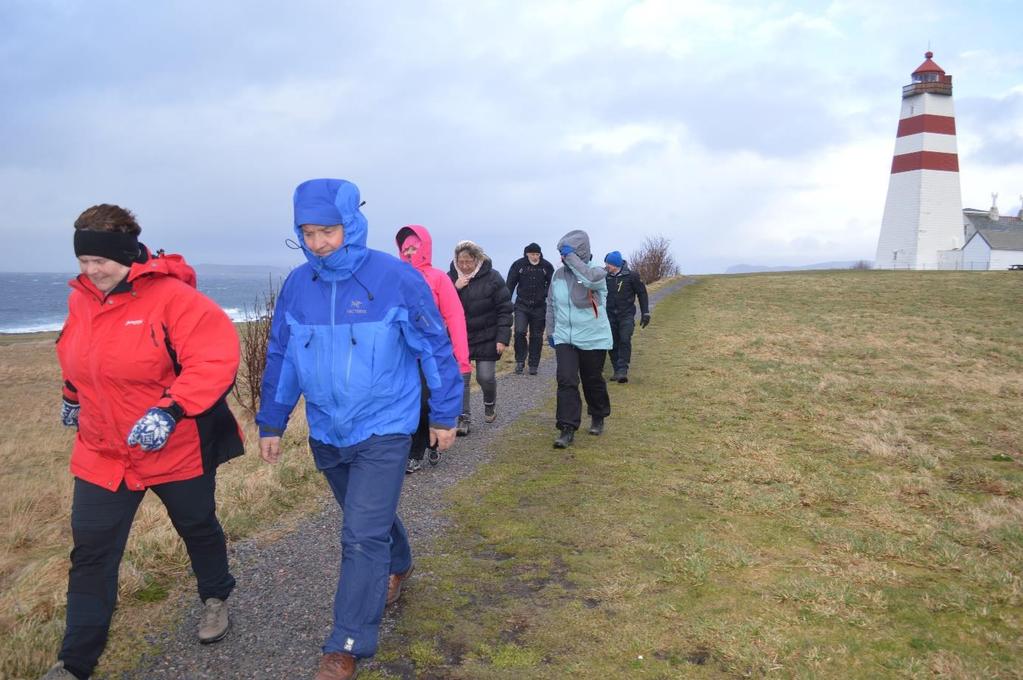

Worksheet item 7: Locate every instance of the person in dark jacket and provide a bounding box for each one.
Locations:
[46,204,243,680]
[448,240,513,433]
[603,251,650,383]
[507,242,555,375]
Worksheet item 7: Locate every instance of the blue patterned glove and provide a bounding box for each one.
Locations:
[61,398,80,428]
[548,336,555,348]
[127,407,178,452]
[558,244,574,257]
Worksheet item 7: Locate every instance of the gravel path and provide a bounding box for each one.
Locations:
[125,278,694,680]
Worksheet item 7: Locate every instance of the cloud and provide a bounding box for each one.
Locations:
[0,0,1020,275]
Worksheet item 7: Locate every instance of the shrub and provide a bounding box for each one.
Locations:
[232,279,278,417]
[629,235,680,284]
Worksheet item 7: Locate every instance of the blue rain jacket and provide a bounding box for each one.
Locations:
[256,180,462,448]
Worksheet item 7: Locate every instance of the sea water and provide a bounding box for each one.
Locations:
[0,271,287,334]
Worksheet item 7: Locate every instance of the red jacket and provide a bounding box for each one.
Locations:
[57,249,244,491]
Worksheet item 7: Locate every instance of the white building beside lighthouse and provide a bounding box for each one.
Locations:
[875,52,965,269]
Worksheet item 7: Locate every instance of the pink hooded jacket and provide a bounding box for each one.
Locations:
[396,225,471,374]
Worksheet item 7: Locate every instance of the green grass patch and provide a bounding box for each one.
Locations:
[380,271,1023,678]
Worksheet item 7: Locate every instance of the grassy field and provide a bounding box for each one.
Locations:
[4,271,1021,679]
[0,332,326,679]
[373,271,1023,679]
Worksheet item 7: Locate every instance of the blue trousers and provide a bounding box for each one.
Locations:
[60,472,234,678]
[310,434,413,659]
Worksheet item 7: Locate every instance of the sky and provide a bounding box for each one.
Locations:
[2,0,1021,274]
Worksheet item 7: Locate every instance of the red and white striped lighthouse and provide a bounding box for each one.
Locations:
[875,51,964,269]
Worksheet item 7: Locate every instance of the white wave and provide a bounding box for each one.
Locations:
[0,305,260,334]
[221,307,264,322]
[0,322,64,334]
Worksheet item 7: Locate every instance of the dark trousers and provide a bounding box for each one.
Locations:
[60,472,235,678]
[513,304,547,368]
[608,313,636,372]
[554,344,611,431]
[409,367,431,461]
[462,360,496,416]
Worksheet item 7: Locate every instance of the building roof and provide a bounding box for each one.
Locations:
[977,228,1023,251]
[964,209,1023,232]
[913,51,946,75]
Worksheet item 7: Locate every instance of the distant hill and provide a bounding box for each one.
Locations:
[195,263,293,276]
[726,260,870,274]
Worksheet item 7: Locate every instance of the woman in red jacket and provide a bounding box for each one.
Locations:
[42,204,244,680]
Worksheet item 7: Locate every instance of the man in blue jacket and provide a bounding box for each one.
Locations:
[256,179,460,680]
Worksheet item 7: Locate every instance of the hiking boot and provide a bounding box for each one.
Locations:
[387,563,415,606]
[611,368,625,382]
[553,427,575,449]
[315,652,358,680]
[484,402,496,423]
[198,597,229,644]
[528,365,538,375]
[617,372,629,384]
[456,414,470,436]
[588,417,604,436]
[40,662,78,680]
[514,362,524,374]
[406,457,422,474]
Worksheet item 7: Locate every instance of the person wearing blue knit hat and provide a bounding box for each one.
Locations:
[604,250,650,383]
[256,179,462,680]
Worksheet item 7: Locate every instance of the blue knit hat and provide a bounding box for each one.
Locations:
[604,251,623,267]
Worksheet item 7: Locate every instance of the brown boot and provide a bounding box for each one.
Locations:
[314,652,358,680]
[386,563,415,606]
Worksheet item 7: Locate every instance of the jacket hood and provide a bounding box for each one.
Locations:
[451,240,488,277]
[128,249,197,288]
[523,242,542,256]
[453,240,485,262]
[557,230,592,262]
[395,224,433,270]
[293,179,369,281]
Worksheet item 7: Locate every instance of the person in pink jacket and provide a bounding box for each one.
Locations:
[395,225,470,472]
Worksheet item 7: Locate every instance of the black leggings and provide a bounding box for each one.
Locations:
[462,360,497,416]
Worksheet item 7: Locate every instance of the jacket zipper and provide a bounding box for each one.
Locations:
[330,281,341,440]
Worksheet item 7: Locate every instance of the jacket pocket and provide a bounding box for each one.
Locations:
[287,324,332,405]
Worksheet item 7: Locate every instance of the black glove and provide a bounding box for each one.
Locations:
[640,314,651,329]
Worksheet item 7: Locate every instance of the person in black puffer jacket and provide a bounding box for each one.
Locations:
[603,250,650,383]
[506,242,555,375]
[448,240,513,434]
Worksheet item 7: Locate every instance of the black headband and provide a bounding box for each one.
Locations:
[74,230,140,267]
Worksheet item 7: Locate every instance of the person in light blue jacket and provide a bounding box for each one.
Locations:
[545,229,613,449]
[256,179,460,680]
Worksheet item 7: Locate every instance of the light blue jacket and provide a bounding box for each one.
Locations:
[545,230,613,350]
[256,180,462,448]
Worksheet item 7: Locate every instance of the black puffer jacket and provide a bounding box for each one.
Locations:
[605,262,650,319]
[507,256,555,308]
[448,257,513,361]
